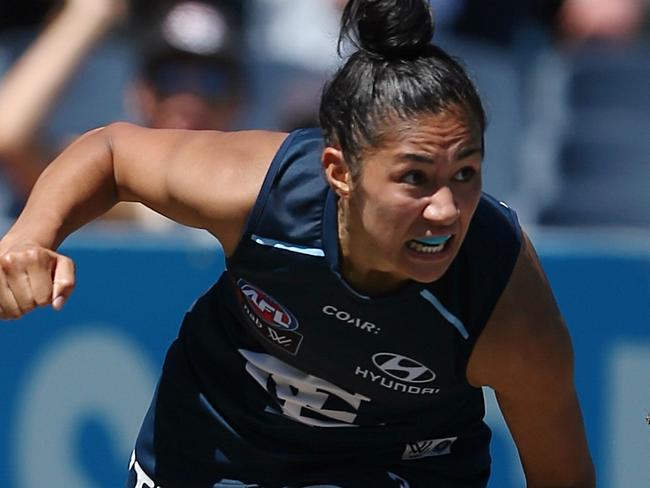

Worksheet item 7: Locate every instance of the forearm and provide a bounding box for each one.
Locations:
[0,1,122,152]
[1,127,119,251]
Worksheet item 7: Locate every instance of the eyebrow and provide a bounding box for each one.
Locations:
[457,146,483,160]
[397,146,483,165]
[398,153,436,165]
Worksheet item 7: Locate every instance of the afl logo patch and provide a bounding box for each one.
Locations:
[237,280,298,331]
[372,353,436,383]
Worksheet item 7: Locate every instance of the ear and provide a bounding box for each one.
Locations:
[322,147,352,198]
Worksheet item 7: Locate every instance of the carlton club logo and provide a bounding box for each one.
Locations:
[236,279,303,354]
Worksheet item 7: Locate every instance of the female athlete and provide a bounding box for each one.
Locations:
[0,1,594,486]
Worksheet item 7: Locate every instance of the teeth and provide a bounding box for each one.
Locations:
[407,240,446,254]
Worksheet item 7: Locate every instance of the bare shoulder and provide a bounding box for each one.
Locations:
[467,231,570,390]
[104,123,289,253]
[467,232,595,487]
[105,123,287,172]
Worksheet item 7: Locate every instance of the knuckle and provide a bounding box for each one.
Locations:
[24,248,40,261]
[0,252,25,270]
[55,277,75,289]
[0,247,50,271]
[25,248,51,267]
[0,253,15,268]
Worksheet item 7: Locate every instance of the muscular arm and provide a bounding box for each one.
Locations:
[4,123,286,251]
[467,233,595,488]
[0,123,286,318]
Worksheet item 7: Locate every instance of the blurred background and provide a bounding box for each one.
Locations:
[0,0,648,487]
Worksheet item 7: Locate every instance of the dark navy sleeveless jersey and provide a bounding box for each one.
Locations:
[129,128,522,488]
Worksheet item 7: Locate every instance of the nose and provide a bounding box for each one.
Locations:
[422,186,459,225]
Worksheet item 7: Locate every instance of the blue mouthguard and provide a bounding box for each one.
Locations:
[416,235,450,246]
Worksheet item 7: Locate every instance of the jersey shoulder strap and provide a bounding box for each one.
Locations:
[242,128,326,248]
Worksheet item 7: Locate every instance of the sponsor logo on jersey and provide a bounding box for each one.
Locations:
[355,352,439,395]
[402,436,458,460]
[237,279,303,355]
[322,305,381,335]
[372,353,436,383]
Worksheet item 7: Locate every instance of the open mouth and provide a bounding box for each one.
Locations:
[406,235,452,254]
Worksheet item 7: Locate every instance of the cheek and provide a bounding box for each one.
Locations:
[461,191,481,213]
[365,198,419,242]
[456,177,482,208]
[458,190,482,231]
[368,190,412,217]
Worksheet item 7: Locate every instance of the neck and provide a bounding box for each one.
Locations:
[337,200,406,296]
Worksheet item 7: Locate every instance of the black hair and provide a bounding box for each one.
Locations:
[319,0,486,178]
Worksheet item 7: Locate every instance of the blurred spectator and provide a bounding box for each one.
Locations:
[248,0,342,73]
[553,0,647,43]
[0,0,124,219]
[2,0,647,228]
[0,0,246,229]
[244,0,344,131]
[0,1,54,30]
[127,0,246,131]
[528,0,650,227]
[425,0,650,227]
[431,0,543,47]
[429,0,648,46]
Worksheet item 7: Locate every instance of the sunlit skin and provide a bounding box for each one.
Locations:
[326,108,484,295]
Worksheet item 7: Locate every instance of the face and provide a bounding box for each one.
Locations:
[328,109,483,294]
[132,59,240,130]
[145,91,237,130]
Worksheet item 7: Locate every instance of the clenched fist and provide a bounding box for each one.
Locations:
[0,244,75,320]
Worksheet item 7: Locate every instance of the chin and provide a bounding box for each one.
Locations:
[399,242,458,283]
[407,266,450,284]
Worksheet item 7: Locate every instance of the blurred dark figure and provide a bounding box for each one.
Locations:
[534,0,650,227]
[551,0,647,43]
[128,0,246,131]
[0,1,54,30]
[429,0,647,46]
[0,0,247,227]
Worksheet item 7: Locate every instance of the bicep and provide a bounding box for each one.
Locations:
[106,123,287,252]
[468,233,595,487]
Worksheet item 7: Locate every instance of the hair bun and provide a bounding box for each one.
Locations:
[340,0,434,58]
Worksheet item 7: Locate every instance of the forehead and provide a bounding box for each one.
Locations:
[374,108,482,153]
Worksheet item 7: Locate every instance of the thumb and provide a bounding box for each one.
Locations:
[51,255,76,311]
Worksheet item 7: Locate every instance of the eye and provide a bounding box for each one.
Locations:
[401,171,427,186]
[452,167,477,182]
